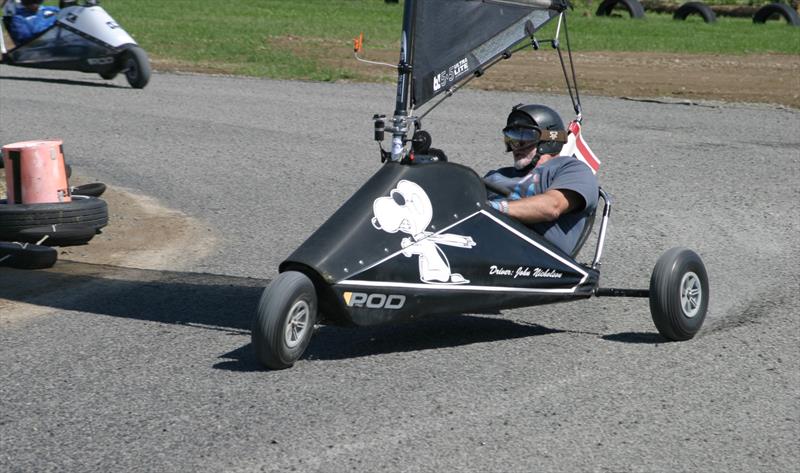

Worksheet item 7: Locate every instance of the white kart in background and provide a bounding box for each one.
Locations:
[1,0,150,88]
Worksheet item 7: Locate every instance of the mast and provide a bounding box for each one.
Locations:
[390,0,417,161]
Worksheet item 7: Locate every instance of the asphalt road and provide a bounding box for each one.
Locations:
[1,66,798,473]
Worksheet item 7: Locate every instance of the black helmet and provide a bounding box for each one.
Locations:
[504,104,566,155]
[21,0,44,6]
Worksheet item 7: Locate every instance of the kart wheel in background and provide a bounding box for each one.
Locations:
[673,2,717,23]
[649,247,709,341]
[99,71,118,80]
[595,0,646,18]
[122,47,151,89]
[752,3,800,26]
[0,242,58,269]
[252,271,318,370]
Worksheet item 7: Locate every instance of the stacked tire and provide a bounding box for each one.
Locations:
[0,187,108,269]
[0,195,108,246]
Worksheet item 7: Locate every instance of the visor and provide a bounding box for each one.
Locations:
[503,125,568,152]
[503,125,541,151]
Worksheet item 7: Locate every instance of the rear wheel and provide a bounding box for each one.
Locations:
[649,247,709,341]
[252,271,318,370]
[122,47,151,89]
[99,71,118,80]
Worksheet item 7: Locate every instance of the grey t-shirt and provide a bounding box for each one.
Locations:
[485,156,599,255]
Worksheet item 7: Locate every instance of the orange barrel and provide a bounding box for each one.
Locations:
[2,140,71,204]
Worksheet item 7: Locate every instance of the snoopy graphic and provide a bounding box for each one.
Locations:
[371,180,476,284]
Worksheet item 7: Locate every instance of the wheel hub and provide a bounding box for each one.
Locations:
[125,58,138,80]
[284,300,310,348]
[680,271,702,318]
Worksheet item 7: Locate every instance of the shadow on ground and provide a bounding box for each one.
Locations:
[1,260,262,330]
[0,75,125,89]
[601,332,665,344]
[215,319,562,372]
[1,261,566,367]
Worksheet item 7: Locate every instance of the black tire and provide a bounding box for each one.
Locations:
[649,247,709,341]
[71,182,107,198]
[252,271,318,370]
[596,0,646,18]
[99,71,118,80]
[122,47,151,89]
[673,2,717,23]
[0,241,57,269]
[753,3,800,26]
[2,223,98,247]
[0,196,108,233]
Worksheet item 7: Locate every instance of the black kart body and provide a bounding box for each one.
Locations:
[251,0,709,369]
[281,162,598,327]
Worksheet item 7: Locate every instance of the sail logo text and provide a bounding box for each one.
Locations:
[433,58,469,92]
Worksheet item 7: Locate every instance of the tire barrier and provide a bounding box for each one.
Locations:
[674,2,717,23]
[0,241,58,269]
[70,182,107,198]
[753,3,800,26]
[0,196,108,246]
[596,0,646,18]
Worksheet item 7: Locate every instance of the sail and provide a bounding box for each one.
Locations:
[410,0,563,109]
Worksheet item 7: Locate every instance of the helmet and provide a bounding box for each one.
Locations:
[21,0,44,6]
[504,104,566,155]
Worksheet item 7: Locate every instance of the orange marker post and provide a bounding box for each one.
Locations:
[2,140,71,204]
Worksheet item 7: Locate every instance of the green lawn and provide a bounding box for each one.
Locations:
[76,0,800,80]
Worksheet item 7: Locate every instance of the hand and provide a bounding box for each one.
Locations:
[488,199,509,214]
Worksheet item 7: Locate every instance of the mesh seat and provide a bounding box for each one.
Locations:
[570,188,603,258]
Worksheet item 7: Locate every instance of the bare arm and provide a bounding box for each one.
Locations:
[506,189,585,225]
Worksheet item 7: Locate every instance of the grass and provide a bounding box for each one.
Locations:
[43,0,800,81]
[538,10,800,54]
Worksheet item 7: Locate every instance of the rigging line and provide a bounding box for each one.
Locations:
[563,13,582,117]
[554,14,580,118]
[353,53,397,69]
[554,9,564,41]
[556,45,578,115]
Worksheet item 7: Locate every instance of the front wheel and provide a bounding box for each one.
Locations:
[252,271,318,369]
[122,47,151,89]
[649,247,709,341]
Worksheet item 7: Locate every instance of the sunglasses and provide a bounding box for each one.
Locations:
[503,125,567,152]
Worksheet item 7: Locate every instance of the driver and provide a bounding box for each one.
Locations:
[485,104,599,255]
[7,0,60,45]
